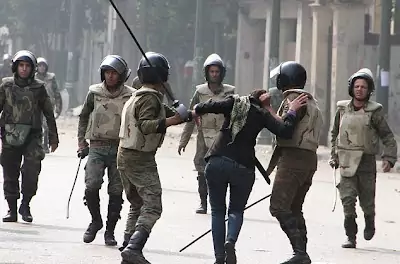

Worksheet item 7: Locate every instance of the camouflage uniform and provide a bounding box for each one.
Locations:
[269,86,283,148]
[117,87,176,253]
[35,71,62,153]
[267,89,323,263]
[78,82,135,245]
[330,100,397,247]
[131,76,173,105]
[1,76,59,222]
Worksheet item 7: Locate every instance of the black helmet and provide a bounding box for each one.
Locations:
[203,53,226,83]
[99,55,131,83]
[270,61,307,91]
[348,68,374,98]
[12,50,37,79]
[37,57,49,72]
[137,52,170,84]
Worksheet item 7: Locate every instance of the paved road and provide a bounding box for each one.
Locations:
[1,120,400,263]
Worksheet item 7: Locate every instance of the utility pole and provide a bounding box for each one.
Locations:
[192,0,204,91]
[257,0,281,145]
[376,0,392,116]
[65,0,80,108]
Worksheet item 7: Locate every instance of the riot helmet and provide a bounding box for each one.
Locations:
[203,53,226,83]
[99,55,131,83]
[12,50,37,79]
[270,61,307,91]
[137,52,170,84]
[37,57,49,72]
[348,68,374,98]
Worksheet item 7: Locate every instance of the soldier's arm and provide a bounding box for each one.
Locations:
[41,87,59,144]
[135,94,166,135]
[179,91,200,146]
[372,108,398,167]
[330,109,341,159]
[194,95,234,116]
[77,92,94,144]
[163,104,176,118]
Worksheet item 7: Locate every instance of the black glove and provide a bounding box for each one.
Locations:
[328,158,339,169]
[77,147,89,159]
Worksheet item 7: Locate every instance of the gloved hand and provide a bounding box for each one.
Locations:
[178,145,186,155]
[77,141,89,159]
[328,158,339,169]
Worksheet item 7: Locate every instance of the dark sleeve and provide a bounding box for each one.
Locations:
[330,109,341,159]
[194,96,234,116]
[77,91,94,143]
[41,86,59,144]
[261,108,296,139]
[163,104,176,118]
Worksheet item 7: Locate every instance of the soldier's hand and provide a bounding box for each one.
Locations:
[50,143,58,153]
[328,159,339,169]
[77,147,89,159]
[382,160,391,173]
[166,113,183,127]
[178,145,186,155]
[288,93,308,112]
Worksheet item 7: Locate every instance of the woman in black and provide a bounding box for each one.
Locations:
[191,89,308,264]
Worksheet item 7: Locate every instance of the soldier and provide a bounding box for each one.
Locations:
[118,52,191,264]
[131,75,174,105]
[329,68,397,249]
[35,57,62,153]
[0,54,12,80]
[1,50,59,223]
[269,86,283,149]
[267,61,323,264]
[77,55,135,246]
[178,53,235,214]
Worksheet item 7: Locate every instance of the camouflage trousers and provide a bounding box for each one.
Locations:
[194,135,209,173]
[338,171,376,218]
[270,167,315,218]
[117,147,162,235]
[1,131,45,200]
[84,144,123,195]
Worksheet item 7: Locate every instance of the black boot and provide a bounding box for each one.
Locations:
[195,173,207,214]
[225,241,237,264]
[364,214,375,241]
[277,214,311,264]
[120,227,151,264]
[19,196,33,223]
[83,190,103,243]
[119,233,133,252]
[214,258,225,264]
[3,199,17,222]
[105,195,123,246]
[342,216,357,248]
[296,214,308,252]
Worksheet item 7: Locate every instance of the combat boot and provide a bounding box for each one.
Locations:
[83,190,103,243]
[120,227,151,264]
[19,196,33,222]
[214,258,225,264]
[3,199,17,222]
[225,241,237,264]
[119,233,133,252]
[195,173,208,214]
[278,214,311,264]
[104,195,123,246]
[341,216,357,248]
[364,214,375,241]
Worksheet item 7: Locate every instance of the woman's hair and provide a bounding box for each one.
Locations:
[249,89,267,106]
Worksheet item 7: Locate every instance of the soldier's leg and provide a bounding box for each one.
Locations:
[1,146,23,222]
[118,168,143,252]
[83,147,106,243]
[290,171,314,253]
[194,142,208,214]
[338,175,358,248]
[121,168,162,264]
[358,170,377,241]
[104,146,124,246]
[269,168,311,264]
[20,136,45,223]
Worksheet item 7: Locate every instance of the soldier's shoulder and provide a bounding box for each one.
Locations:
[1,76,14,85]
[222,84,235,91]
[195,83,209,94]
[365,100,383,112]
[31,78,46,88]
[123,85,137,93]
[336,100,351,108]
[46,72,56,79]
[88,83,103,93]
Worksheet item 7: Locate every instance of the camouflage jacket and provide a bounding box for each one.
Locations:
[0,77,59,144]
[330,100,397,166]
[35,72,62,112]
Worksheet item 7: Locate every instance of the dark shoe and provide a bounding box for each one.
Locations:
[195,201,207,214]
[364,215,375,241]
[83,221,103,243]
[18,202,33,223]
[214,258,225,264]
[2,199,17,222]
[341,237,356,248]
[121,228,151,264]
[104,194,123,246]
[280,253,311,264]
[225,241,237,264]
[105,230,117,246]
[119,233,133,252]
[196,173,208,214]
